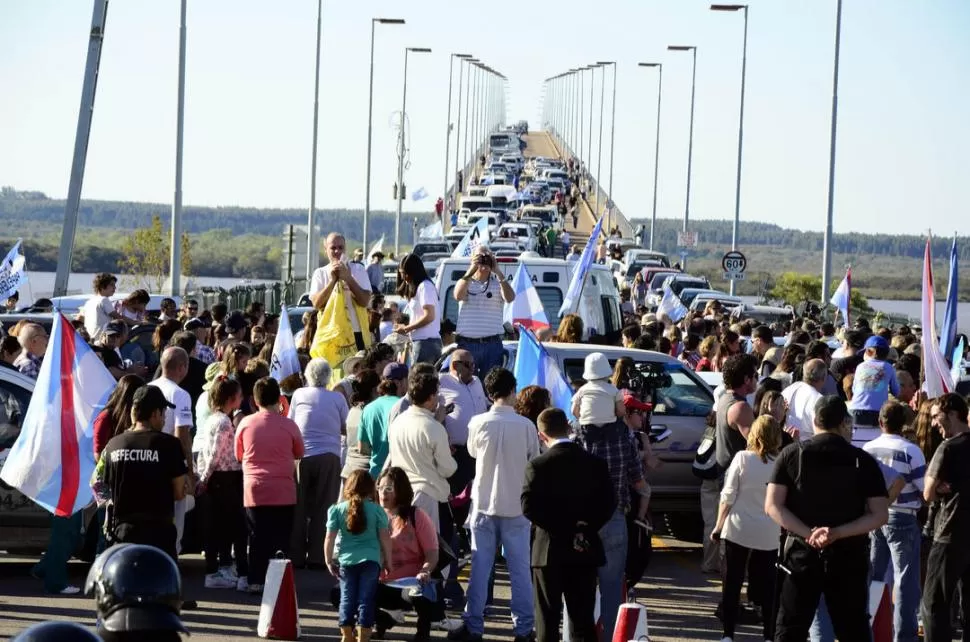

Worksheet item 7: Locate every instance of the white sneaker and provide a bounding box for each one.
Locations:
[720,638,734,642]
[236,577,250,592]
[247,583,264,594]
[219,566,239,582]
[58,585,81,595]
[432,618,464,633]
[204,572,236,589]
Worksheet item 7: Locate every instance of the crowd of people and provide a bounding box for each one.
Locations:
[3,220,969,642]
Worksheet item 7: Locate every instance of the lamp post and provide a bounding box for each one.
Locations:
[169,0,187,296]
[668,45,697,270]
[711,4,749,295]
[443,53,472,231]
[639,62,663,251]
[821,0,844,303]
[462,58,479,187]
[586,64,599,192]
[305,0,323,282]
[395,46,432,256]
[578,67,585,173]
[594,63,607,222]
[364,17,405,251]
[597,61,617,231]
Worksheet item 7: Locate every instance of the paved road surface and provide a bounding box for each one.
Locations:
[0,536,775,641]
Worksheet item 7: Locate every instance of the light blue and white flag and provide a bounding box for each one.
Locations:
[504,263,550,332]
[451,216,489,258]
[951,337,965,388]
[830,267,851,326]
[940,237,959,362]
[270,305,301,383]
[512,326,574,421]
[558,216,604,317]
[419,221,444,240]
[0,239,28,301]
[411,187,429,201]
[0,313,115,516]
[656,286,687,323]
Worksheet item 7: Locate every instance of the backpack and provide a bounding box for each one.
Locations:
[692,411,721,480]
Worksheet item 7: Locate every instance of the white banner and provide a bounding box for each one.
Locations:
[0,240,28,301]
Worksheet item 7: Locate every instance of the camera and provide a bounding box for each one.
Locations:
[625,361,673,398]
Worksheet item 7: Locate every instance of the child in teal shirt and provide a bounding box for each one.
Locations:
[325,470,392,641]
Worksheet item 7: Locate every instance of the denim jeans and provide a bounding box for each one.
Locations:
[412,338,443,367]
[597,510,628,642]
[457,338,506,380]
[339,560,381,627]
[871,511,921,642]
[463,512,534,636]
[809,595,835,642]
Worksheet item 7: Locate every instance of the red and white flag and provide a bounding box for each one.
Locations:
[921,237,954,398]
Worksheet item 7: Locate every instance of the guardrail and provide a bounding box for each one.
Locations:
[544,128,634,239]
[189,279,308,313]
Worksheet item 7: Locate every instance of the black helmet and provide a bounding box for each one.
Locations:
[12,622,102,641]
[85,544,187,633]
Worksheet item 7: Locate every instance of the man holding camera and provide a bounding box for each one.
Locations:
[453,246,515,378]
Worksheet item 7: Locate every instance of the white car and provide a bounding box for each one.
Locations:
[493,223,538,252]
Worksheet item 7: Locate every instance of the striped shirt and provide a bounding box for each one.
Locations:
[455,275,505,339]
[863,433,926,511]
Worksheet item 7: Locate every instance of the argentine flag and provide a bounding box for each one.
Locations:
[513,327,574,421]
[0,314,116,516]
[830,267,851,325]
[559,215,604,316]
[656,285,687,323]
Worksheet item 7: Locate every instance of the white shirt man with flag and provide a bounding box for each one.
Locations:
[454,246,515,378]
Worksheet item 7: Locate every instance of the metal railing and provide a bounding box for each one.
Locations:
[545,128,633,238]
[190,278,308,313]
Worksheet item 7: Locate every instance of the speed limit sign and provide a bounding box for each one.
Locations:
[722,250,747,281]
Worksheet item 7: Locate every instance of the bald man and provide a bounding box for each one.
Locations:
[782,358,828,441]
[309,233,372,350]
[149,346,194,553]
[14,323,47,379]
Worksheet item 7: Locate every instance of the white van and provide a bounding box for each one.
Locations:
[459,196,493,213]
[434,253,623,338]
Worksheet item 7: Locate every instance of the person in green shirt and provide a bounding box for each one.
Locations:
[357,362,408,477]
[545,227,557,258]
[326,470,393,642]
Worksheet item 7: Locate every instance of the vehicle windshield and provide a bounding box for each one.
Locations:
[669,279,709,296]
[649,273,673,289]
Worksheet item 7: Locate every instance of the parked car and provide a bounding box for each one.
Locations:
[661,274,712,299]
[493,223,538,252]
[410,242,451,260]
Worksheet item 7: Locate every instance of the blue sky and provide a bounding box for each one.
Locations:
[1,0,968,237]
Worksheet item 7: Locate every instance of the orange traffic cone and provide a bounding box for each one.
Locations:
[258,556,300,640]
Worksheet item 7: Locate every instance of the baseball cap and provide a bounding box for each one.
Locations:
[343,350,367,374]
[622,392,653,413]
[864,335,889,351]
[640,313,657,326]
[225,311,247,333]
[382,362,409,381]
[132,386,175,412]
[184,317,205,332]
[103,321,125,337]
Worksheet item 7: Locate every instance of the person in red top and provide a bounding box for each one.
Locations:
[93,375,145,459]
[234,376,305,592]
[435,197,444,218]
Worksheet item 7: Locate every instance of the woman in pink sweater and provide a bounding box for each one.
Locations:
[235,376,305,592]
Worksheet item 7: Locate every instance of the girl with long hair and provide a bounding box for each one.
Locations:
[325,470,393,642]
[221,342,252,380]
[197,378,248,590]
[556,313,584,343]
[92,374,145,458]
[395,253,442,366]
[712,416,783,642]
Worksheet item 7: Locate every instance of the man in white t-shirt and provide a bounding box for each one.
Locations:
[781,358,827,441]
[82,272,125,343]
[149,346,195,553]
[309,233,372,351]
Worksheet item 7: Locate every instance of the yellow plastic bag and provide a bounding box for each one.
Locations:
[310,283,372,377]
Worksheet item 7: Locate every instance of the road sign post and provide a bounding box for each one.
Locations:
[722,250,747,281]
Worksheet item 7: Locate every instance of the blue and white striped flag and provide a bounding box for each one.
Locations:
[0,239,28,301]
[830,267,851,326]
[411,187,429,201]
[940,237,959,362]
[656,285,687,323]
[558,216,604,316]
[512,326,574,421]
[451,216,490,258]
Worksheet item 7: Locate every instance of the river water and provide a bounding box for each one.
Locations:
[17,271,969,330]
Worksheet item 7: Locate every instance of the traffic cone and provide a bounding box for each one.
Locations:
[613,603,649,642]
[258,555,300,640]
[869,579,893,642]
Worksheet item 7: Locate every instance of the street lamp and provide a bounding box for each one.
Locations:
[668,45,697,270]
[597,61,617,231]
[711,3,749,295]
[395,46,432,256]
[443,53,472,231]
[639,62,663,251]
[462,58,480,188]
[586,64,600,189]
[364,17,405,251]
[305,0,324,282]
[822,0,844,303]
